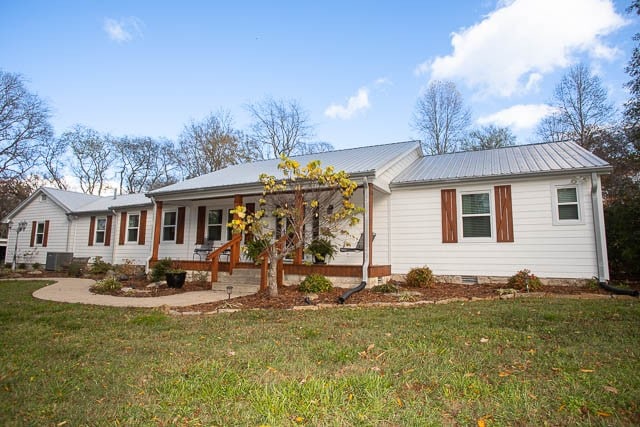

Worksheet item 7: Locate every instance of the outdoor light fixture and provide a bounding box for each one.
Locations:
[11,221,28,271]
[226,285,233,300]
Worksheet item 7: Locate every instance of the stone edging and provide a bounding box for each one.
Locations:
[169,292,636,316]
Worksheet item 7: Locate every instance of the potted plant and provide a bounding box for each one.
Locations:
[306,238,336,264]
[165,268,187,288]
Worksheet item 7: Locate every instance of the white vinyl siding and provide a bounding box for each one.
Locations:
[390,176,600,279]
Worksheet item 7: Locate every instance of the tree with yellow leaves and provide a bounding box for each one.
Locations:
[230,156,363,296]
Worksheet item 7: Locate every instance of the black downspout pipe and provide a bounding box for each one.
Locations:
[599,281,639,297]
[338,281,367,304]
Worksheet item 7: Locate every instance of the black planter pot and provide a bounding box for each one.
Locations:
[165,271,187,288]
[313,256,326,265]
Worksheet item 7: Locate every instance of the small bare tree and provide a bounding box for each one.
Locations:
[537,63,614,149]
[63,125,114,195]
[411,80,470,154]
[176,111,248,179]
[0,71,52,180]
[245,97,315,159]
[41,136,69,190]
[230,157,363,297]
[115,136,178,193]
[462,125,516,151]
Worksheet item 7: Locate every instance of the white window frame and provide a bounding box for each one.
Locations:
[551,184,583,225]
[207,209,223,242]
[95,217,107,244]
[162,210,177,242]
[458,189,495,242]
[127,213,140,243]
[35,221,45,245]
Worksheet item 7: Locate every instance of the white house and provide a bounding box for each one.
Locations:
[3,140,611,286]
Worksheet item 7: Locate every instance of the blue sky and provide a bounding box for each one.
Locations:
[1,0,637,150]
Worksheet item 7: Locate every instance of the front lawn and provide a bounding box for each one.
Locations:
[1,280,639,425]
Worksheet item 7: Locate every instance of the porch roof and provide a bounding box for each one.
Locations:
[391,141,612,186]
[148,140,421,197]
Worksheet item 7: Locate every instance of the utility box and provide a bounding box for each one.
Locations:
[46,252,73,271]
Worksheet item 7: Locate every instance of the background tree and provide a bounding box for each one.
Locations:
[176,111,248,179]
[625,0,640,144]
[0,176,40,238]
[41,136,68,190]
[461,125,516,151]
[115,136,178,193]
[230,158,363,296]
[0,71,52,180]
[537,63,613,149]
[411,80,470,154]
[62,125,114,195]
[245,97,318,159]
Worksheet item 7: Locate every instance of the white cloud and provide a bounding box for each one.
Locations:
[477,104,556,130]
[324,87,370,120]
[103,17,144,43]
[415,0,626,97]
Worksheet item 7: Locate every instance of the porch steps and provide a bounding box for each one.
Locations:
[215,268,261,287]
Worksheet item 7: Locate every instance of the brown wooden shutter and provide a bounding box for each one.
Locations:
[30,221,37,247]
[42,220,50,247]
[138,210,147,245]
[441,189,458,243]
[196,206,206,244]
[495,185,514,242]
[119,212,127,245]
[176,207,186,244]
[104,215,113,246]
[245,203,255,243]
[88,216,96,246]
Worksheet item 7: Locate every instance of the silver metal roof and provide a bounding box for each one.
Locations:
[392,141,611,186]
[44,187,103,212]
[74,193,153,213]
[149,140,421,196]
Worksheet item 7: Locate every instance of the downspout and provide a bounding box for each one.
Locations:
[338,177,369,303]
[145,197,156,273]
[592,173,639,296]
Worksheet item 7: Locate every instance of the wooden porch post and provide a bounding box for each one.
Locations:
[151,201,163,261]
[294,190,304,264]
[233,195,243,264]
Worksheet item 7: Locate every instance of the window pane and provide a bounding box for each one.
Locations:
[208,225,222,241]
[462,193,490,215]
[463,216,491,238]
[208,209,222,225]
[128,229,138,242]
[37,223,45,233]
[96,218,106,231]
[164,211,177,226]
[96,231,105,243]
[558,204,579,220]
[557,188,577,203]
[128,215,139,227]
[163,227,175,241]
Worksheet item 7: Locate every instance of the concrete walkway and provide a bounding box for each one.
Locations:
[27,278,259,308]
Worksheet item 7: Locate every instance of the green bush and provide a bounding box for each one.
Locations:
[67,262,83,278]
[32,262,41,270]
[90,277,122,294]
[90,256,112,275]
[371,282,399,293]
[151,258,173,282]
[299,274,333,293]
[507,269,542,291]
[244,238,271,263]
[405,266,435,288]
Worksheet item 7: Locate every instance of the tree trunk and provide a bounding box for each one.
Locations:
[267,254,278,297]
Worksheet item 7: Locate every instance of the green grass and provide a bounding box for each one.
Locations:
[1,280,639,426]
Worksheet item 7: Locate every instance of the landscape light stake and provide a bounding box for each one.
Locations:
[226,285,233,300]
[11,221,27,271]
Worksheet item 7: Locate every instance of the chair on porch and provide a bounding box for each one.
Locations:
[193,241,215,260]
[340,232,376,252]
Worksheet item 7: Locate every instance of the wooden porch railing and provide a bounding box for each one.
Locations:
[207,234,242,283]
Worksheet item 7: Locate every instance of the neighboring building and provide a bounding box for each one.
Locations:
[2,140,611,285]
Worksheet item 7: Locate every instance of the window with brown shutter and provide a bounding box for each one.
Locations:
[494,185,514,242]
[176,207,186,244]
[42,220,49,247]
[88,216,96,246]
[441,189,458,243]
[30,221,37,247]
[196,206,206,244]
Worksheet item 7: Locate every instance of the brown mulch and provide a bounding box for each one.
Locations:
[172,282,639,313]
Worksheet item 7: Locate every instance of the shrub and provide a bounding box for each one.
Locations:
[371,282,399,293]
[17,263,26,270]
[67,262,83,277]
[405,266,435,288]
[191,270,209,283]
[90,256,112,275]
[91,277,122,294]
[507,269,542,292]
[117,259,139,278]
[299,274,333,293]
[151,258,173,282]
[32,262,42,270]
